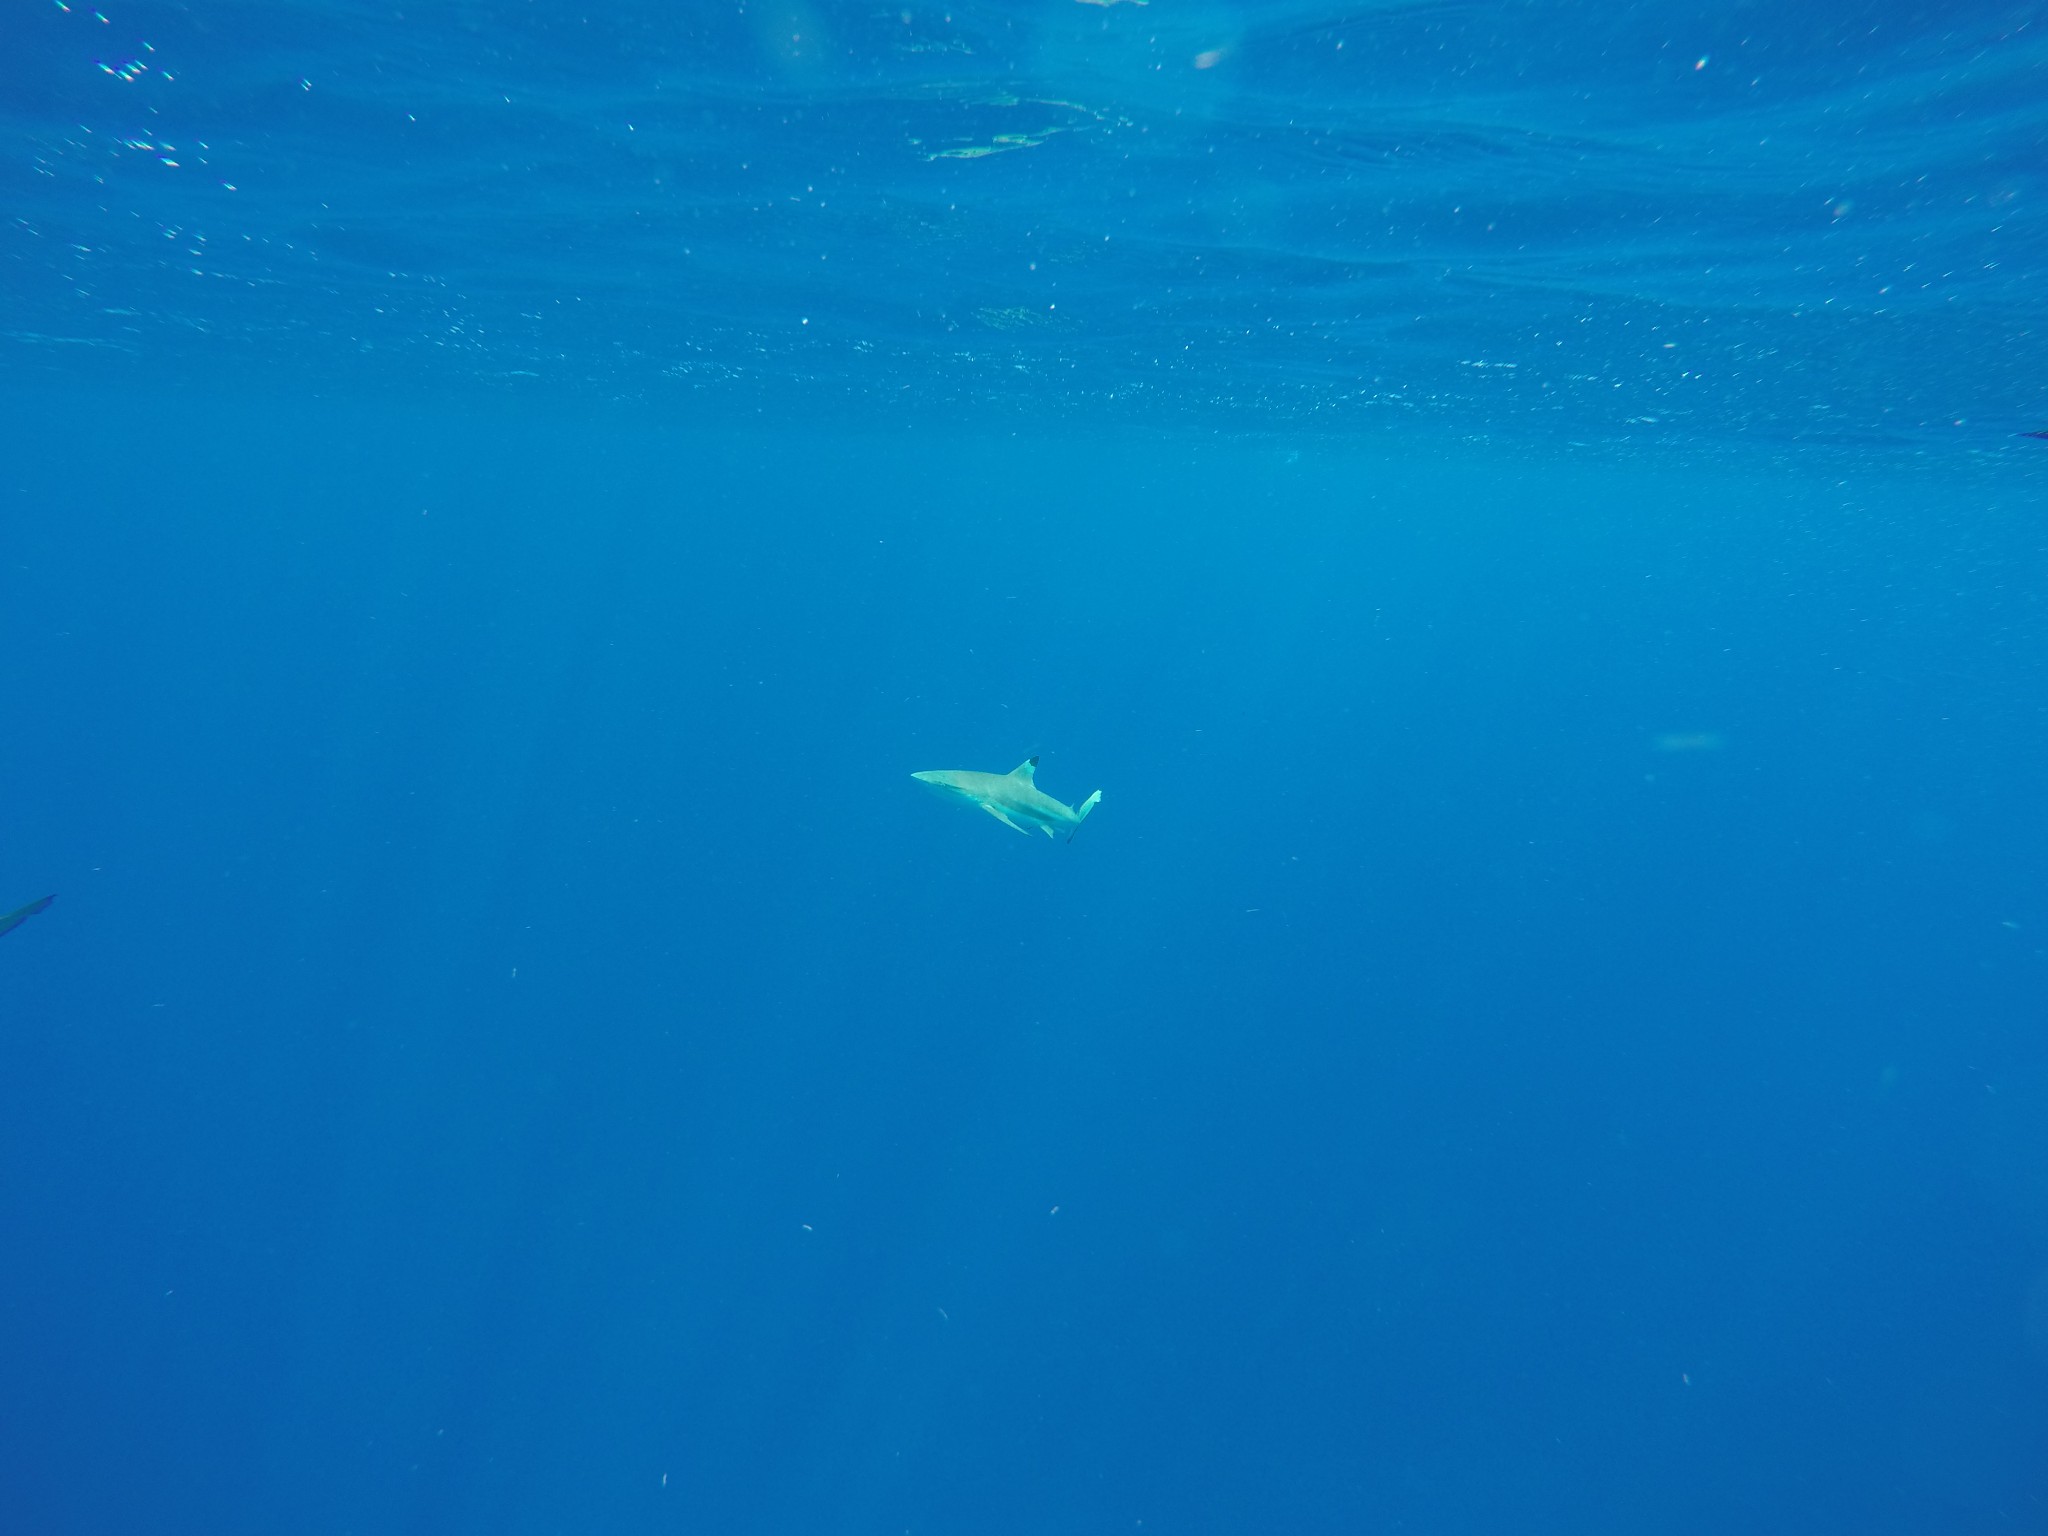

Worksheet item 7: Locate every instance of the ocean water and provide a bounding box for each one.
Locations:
[4,3,2047,1534]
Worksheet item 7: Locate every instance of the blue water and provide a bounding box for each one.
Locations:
[4,4,2047,1534]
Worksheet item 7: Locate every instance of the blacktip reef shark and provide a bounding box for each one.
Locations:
[0,894,53,940]
[912,757,1102,842]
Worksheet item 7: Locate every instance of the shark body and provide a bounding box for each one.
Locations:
[912,757,1102,841]
[0,894,53,940]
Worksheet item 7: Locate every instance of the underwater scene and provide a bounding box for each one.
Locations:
[3,2,2046,1532]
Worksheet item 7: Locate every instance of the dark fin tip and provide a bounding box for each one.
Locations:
[1029,755,1040,765]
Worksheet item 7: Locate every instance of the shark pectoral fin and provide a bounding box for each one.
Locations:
[981,802,1032,836]
[1041,823,1055,839]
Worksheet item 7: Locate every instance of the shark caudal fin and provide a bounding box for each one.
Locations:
[1066,790,1103,843]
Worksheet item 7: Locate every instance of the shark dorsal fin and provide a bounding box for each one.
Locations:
[1010,756,1040,781]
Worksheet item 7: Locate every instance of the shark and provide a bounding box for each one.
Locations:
[0,894,53,940]
[912,756,1102,841]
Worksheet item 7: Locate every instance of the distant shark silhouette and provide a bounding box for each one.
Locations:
[912,756,1102,841]
[0,894,53,940]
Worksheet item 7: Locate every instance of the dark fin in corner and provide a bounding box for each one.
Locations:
[0,894,54,940]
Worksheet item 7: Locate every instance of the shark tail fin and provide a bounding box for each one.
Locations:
[1066,790,1102,844]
